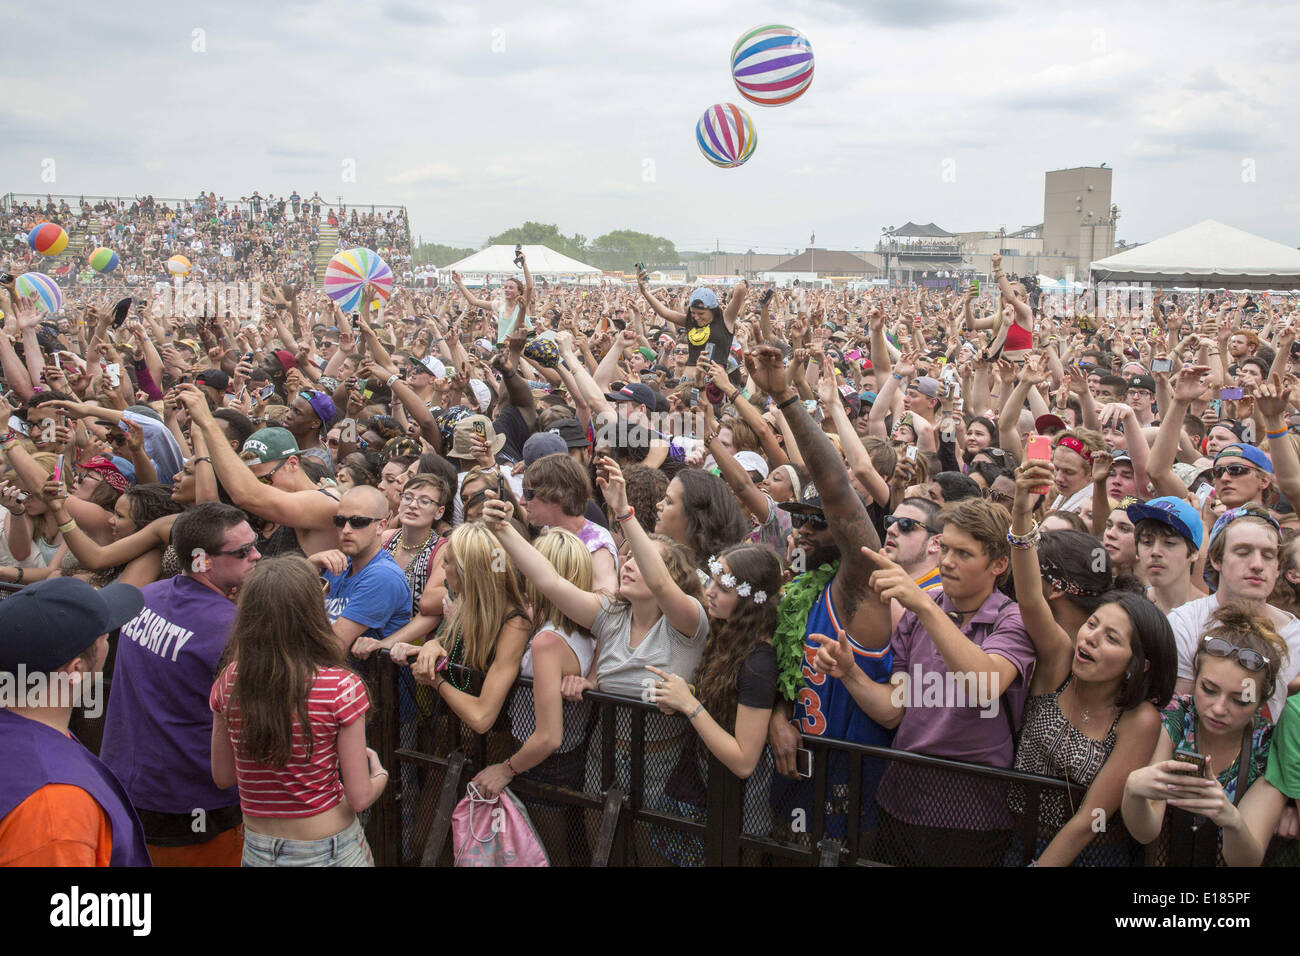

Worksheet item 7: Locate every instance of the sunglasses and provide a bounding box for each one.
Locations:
[215,542,258,559]
[789,511,828,531]
[985,490,1013,504]
[884,514,937,534]
[1212,463,1257,480]
[257,457,290,486]
[332,514,382,529]
[1201,636,1270,673]
[521,488,537,501]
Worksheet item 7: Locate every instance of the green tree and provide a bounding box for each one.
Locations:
[487,222,588,261]
[413,242,474,266]
[585,230,679,271]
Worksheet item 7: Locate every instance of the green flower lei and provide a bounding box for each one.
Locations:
[771,562,839,702]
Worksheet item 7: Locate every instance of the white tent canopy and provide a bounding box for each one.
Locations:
[1090,219,1300,290]
[443,244,601,277]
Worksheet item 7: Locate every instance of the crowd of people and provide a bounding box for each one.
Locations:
[3,240,1300,869]
[2,193,412,291]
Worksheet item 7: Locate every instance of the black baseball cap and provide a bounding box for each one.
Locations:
[778,481,825,516]
[605,383,657,408]
[548,418,591,449]
[196,368,230,392]
[0,578,143,672]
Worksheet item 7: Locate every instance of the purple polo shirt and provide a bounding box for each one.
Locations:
[100,575,240,815]
[877,588,1035,830]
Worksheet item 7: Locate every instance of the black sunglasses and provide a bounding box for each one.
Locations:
[522,488,537,501]
[215,543,258,559]
[884,514,937,534]
[789,511,828,531]
[332,514,382,529]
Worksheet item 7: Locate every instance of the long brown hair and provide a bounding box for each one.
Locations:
[693,545,782,733]
[226,556,350,767]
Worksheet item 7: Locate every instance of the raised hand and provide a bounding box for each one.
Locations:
[744,345,790,397]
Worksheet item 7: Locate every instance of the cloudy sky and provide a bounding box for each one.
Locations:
[3,0,1296,256]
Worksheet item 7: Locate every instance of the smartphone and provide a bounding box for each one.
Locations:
[1152,358,1173,374]
[690,388,701,405]
[1207,399,1221,418]
[243,351,254,363]
[1173,747,1208,777]
[845,348,862,361]
[702,343,716,363]
[1026,434,1053,496]
[53,454,64,484]
[1195,482,1214,507]
[1220,387,1244,401]
[795,747,813,780]
[52,353,61,371]
[513,243,524,267]
[971,279,980,293]
[760,288,775,306]
[905,445,918,462]
[472,419,488,441]
[105,363,121,387]
[258,383,276,401]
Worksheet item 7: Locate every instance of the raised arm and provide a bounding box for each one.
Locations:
[451,271,493,311]
[637,272,687,328]
[596,456,703,636]
[745,345,888,649]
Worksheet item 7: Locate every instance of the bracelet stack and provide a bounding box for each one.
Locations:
[1266,428,1288,442]
[616,507,636,523]
[1006,521,1041,550]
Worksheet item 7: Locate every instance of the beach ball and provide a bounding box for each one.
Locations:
[696,103,757,169]
[730,24,814,107]
[167,255,191,276]
[324,248,394,312]
[14,272,63,313]
[89,247,119,273]
[27,223,68,256]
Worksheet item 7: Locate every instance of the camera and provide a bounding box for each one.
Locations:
[513,244,524,267]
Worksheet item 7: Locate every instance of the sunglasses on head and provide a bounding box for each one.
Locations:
[332,514,381,529]
[1212,463,1257,480]
[789,511,828,531]
[985,489,1013,504]
[1201,636,1270,673]
[884,514,936,534]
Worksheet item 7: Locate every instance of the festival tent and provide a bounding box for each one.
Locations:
[1090,220,1300,290]
[443,244,602,278]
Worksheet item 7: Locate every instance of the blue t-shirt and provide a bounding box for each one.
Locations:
[323,549,412,639]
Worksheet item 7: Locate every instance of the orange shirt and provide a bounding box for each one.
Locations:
[0,784,113,867]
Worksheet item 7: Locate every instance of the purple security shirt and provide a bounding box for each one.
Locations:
[100,575,240,815]
[876,589,1036,830]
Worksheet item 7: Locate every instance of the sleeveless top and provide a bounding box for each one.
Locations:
[685,314,734,367]
[382,528,440,612]
[495,302,533,344]
[1004,319,1033,351]
[1010,676,1121,831]
[508,621,597,754]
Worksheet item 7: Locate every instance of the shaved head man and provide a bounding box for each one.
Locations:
[309,485,413,656]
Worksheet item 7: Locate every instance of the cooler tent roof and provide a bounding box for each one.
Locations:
[1090,220,1300,289]
[443,244,601,276]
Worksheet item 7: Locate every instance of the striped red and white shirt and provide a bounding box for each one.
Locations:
[209,663,369,819]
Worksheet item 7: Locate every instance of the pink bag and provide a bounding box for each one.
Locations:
[451,783,550,867]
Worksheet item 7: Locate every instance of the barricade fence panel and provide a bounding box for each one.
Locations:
[363,652,1221,867]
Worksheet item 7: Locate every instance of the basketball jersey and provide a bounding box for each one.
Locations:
[792,577,895,747]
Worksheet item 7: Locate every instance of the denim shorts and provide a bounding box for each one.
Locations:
[242,815,374,868]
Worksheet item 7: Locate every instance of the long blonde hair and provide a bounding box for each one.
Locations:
[444,522,529,671]
[529,528,593,639]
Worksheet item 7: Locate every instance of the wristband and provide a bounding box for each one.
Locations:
[386,373,399,387]
[1266,428,1288,441]
[616,507,636,523]
[193,456,213,466]
[58,519,78,535]
[893,372,904,381]
[14,567,23,585]
[775,394,800,411]
[686,703,704,720]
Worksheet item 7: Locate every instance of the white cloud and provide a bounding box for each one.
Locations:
[387,163,462,185]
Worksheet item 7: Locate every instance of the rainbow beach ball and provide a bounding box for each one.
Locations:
[27,222,68,256]
[15,272,64,313]
[696,103,757,169]
[730,24,814,107]
[167,254,191,276]
[89,247,119,273]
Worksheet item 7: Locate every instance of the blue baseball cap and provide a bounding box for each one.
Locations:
[688,287,719,310]
[1127,496,1203,550]
[1215,443,1273,475]
[0,578,143,672]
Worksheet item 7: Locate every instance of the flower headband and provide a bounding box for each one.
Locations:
[707,556,768,604]
[1054,435,1092,463]
[1040,562,1107,598]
